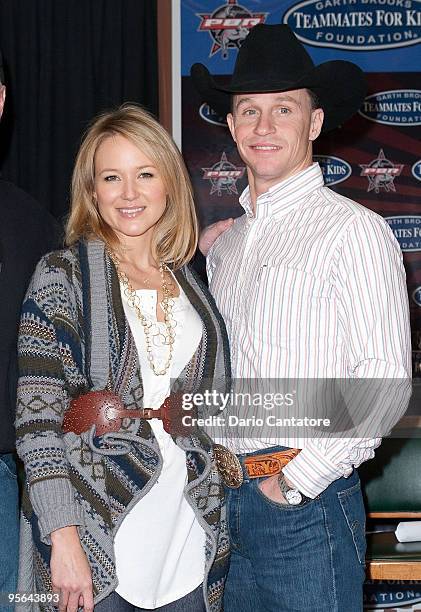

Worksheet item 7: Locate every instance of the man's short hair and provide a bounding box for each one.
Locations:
[230,89,321,115]
[307,89,320,111]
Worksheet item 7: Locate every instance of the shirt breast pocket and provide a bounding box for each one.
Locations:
[245,264,333,343]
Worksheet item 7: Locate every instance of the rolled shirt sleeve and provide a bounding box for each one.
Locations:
[283,215,412,497]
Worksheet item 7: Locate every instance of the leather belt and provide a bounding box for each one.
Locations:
[214,444,301,488]
[62,390,191,437]
[63,392,300,482]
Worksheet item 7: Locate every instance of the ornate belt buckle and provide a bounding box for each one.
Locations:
[213,444,243,488]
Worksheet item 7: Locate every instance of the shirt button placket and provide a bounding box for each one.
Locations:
[232,219,258,372]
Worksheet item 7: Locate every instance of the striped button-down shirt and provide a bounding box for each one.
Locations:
[207,163,411,498]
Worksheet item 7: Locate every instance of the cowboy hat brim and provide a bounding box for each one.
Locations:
[191,60,366,133]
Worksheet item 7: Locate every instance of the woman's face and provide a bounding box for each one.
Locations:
[93,133,167,248]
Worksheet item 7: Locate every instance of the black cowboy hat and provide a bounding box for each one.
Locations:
[191,24,366,132]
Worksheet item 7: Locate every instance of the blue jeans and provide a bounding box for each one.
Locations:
[94,585,205,611]
[0,453,19,611]
[223,447,366,612]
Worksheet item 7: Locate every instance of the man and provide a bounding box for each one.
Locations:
[191,24,411,611]
[0,49,61,606]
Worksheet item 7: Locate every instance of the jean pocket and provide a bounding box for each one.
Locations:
[0,454,18,480]
[337,481,366,564]
[255,478,312,511]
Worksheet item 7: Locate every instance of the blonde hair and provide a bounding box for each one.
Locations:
[66,104,198,268]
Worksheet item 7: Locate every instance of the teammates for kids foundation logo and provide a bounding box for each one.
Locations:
[359,90,421,126]
[283,0,421,51]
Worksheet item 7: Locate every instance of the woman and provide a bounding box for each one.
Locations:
[16,104,230,612]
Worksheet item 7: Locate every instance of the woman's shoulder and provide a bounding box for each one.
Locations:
[36,243,80,271]
[25,243,82,309]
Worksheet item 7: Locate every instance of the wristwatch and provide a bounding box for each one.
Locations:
[278,472,306,505]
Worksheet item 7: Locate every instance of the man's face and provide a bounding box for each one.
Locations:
[227,90,324,195]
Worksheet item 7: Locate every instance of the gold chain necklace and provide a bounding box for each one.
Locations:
[108,250,176,376]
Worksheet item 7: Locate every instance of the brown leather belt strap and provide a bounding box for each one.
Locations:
[62,391,193,437]
[115,408,163,420]
[243,448,301,478]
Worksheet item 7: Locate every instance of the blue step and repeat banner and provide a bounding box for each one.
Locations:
[181,0,421,394]
[181,2,421,609]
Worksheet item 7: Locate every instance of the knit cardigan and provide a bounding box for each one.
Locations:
[15,240,231,611]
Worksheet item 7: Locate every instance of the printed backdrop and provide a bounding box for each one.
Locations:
[181,0,421,385]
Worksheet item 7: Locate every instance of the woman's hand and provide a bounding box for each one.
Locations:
[50,526,94,612]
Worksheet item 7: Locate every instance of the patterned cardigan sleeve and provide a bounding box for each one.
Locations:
[15,254,85,544]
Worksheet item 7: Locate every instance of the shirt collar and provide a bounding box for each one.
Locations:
[239,163,325,220]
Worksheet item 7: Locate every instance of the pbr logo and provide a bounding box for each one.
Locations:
[283,0,421,51]
[413,287,421,307]
[197,0,267,59]
[384,216,421,252]
[359,90,421,126]
[359,149,404,194]
[199,103,228,127]
[313,155,351,186]
[412,159,421,181]
[202,152,245,196]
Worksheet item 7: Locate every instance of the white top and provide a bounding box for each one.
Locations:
[114,281,205,609]
[207,163,411,498]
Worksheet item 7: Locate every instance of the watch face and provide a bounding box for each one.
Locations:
[285,489,302,505]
